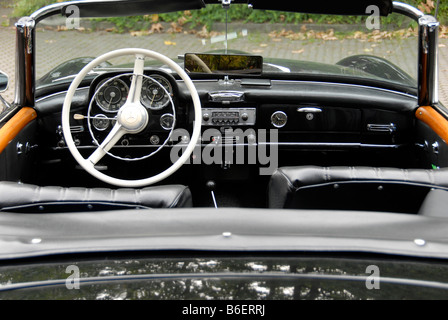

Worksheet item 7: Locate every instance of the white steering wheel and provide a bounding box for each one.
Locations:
[62,48,201,188]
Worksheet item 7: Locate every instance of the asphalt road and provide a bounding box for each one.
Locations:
[0,2,447,107]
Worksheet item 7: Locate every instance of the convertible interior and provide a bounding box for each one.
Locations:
[0,0,447,218]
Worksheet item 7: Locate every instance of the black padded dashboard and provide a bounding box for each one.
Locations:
[34,72,418,155]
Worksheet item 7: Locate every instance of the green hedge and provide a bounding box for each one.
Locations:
[13,0,447,29]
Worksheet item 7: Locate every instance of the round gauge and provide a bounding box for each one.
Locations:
[92,114,114,131]
[271,111,288,128]
[141,75,173,110]
[95,78,129,112]
[160,113,175,130]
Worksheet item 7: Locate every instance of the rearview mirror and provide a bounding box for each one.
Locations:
[184,53,263,75]
[0,71,9,93]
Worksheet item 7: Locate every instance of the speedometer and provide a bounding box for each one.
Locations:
[140,75,173,110]
[95,78,129,112]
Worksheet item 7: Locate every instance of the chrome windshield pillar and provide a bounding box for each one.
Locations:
[392,1,424,20]
[14,17,36,108]
[393,2,439,107]
[417,15,439,106]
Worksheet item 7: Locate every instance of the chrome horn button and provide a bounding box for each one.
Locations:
[118,103,149,133]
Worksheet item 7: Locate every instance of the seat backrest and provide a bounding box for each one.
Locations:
[0,182,192,213]
[268,166,448,213]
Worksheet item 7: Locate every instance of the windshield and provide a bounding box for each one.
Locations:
[2,255,448,300]
[35,4,418,89]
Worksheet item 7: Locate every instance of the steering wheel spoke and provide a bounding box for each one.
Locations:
[127,54,145,104]
[88,123,125,165]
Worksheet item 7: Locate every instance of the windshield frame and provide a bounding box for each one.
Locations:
[11,0,439,109]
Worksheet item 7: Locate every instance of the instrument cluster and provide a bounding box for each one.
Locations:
[90,72,175,132]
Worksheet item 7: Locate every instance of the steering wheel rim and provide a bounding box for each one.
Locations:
[62,48,202,188]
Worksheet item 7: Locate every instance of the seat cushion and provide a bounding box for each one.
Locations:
[0,182,192,213]
[268,166,448,212]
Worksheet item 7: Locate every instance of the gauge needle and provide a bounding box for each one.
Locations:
[150,92,156,106]
[108,92,116,109]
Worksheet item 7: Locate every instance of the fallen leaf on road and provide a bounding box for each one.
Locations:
[149,23,164,34]
[168,22,183,34]
[292,49,305,54]
[130,30,149,37]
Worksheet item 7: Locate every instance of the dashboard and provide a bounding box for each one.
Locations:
[34,68,420,182]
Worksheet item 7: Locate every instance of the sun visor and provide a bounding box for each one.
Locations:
[60,0,206,18]
[246,0,393,16]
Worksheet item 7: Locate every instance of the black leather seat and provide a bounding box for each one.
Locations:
[0,181,192,213]
[268,166,448,213]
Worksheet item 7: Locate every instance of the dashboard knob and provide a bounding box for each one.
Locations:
[241,113,249,121]
[206,180,216,191]
[150,135,160,145]
[203,113,210,121]
[247,134,256,145]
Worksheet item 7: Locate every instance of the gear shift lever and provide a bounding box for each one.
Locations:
[206,180,218,208]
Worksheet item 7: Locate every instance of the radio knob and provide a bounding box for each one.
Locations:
[241,113,249,121]
[203,113,210,121]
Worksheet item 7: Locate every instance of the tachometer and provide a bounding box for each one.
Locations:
[95,78,129,112]
[141,75,173,110]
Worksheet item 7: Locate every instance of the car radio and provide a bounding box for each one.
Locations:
[201,108,256,126]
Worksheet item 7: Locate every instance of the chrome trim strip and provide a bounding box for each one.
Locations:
[35,87,90,103]
[54,142,403,150]
[183,78,418,100]
[257,142,403,149]
[30,1,72,22]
